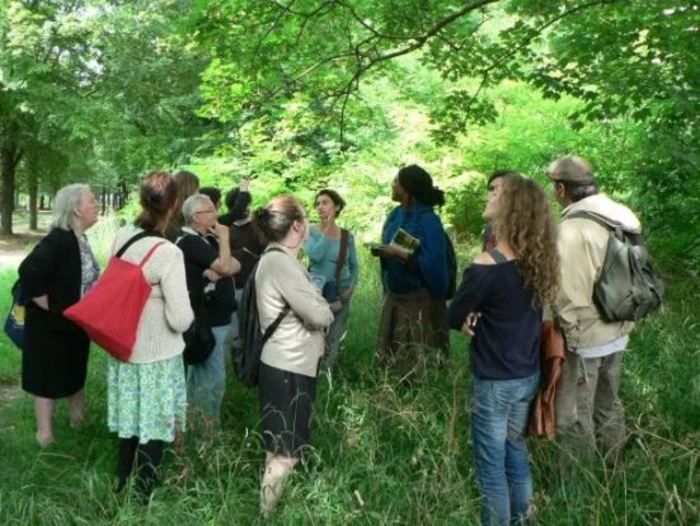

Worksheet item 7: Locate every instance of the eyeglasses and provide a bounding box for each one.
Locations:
[195,209,216,215]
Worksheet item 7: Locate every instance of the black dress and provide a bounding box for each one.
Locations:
[18,228,97,398]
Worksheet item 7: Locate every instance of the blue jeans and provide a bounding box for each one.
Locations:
[470,372,540,526]
[227,289,244,353]
[187,322,231,421]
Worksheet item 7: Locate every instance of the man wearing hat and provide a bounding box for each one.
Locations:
[548,155,641,466]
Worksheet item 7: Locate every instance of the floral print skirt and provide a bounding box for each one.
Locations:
[107,355,186,444]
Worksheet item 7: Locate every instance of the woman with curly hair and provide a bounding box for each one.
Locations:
[448,172,559,526]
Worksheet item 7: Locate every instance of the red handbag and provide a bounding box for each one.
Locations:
[64,232,164,362]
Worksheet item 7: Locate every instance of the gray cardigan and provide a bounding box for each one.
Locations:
[256,243,334,377]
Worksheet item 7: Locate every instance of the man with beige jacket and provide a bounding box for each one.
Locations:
[548,156,640,465]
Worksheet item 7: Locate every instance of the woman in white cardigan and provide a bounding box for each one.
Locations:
[108,172,194,502]
[253,195,334,516]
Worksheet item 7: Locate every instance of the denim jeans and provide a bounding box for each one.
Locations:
[187,322,231,421]
[227,289,244,354]
[470,372,540,526]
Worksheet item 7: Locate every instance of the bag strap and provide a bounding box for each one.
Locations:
[489,248,509,264]
[115,230,161,258]
[261,304,291,346]
[334,228,349,285]
[138,241,166,268]
[565,210,625,234]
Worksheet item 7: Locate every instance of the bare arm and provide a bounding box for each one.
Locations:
[208,223,241,276]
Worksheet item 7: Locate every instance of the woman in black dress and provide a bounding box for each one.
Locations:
[19,183,100,447]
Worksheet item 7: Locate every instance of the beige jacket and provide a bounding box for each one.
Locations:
[556,194,640,350]
[112,227,194,364]
[256,243,334,377]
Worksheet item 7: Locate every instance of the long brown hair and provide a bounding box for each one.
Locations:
[493,174,559,306]
[174,170,200,207]
[136,171,178,232]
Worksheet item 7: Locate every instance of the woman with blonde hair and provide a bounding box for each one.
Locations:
[447,173,559,525]
[253,195,333,516]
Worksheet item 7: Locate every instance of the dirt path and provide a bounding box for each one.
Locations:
[0,212,52,270]
[0,232,45,270]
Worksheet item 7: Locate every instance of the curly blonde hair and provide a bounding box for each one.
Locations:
[492,174,560,306]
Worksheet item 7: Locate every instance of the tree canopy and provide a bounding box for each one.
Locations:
[1,0,698,265]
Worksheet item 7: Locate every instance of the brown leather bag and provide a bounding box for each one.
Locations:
[529,320,566,439]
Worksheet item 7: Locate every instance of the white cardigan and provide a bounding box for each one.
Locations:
[111,226,194,364]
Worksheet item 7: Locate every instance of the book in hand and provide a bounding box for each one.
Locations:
[390,228,421,256]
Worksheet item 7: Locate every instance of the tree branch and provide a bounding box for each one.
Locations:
[364,0,500,68]
[482,0,619,77]
[334,0,413,42]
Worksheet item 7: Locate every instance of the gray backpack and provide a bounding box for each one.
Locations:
[567,211,664,322]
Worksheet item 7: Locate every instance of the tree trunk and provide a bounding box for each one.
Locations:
[1,144,18,236]
[29,171,39,231]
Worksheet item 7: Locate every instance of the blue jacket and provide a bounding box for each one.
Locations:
[381,204,449,299]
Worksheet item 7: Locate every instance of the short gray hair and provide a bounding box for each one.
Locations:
[51,184,90,231]
[182,193,213,225]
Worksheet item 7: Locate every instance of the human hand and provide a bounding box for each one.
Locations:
[240,176,251,192]
[203,268,221,282]
[377,244,406,260]
[368,243,384,257]
[208,221,229,239]
[461,312,482,336]
[340,288,354,303]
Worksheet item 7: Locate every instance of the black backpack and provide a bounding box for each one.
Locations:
[566,211,664,322]
[182,287,215,365]
[233,247,290,387]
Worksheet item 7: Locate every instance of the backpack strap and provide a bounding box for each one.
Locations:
[489,248,509,264]
[334,228,349,285]
[115,230,162,259]
[138,241,166,268]
[565,210,625,235]
[261,304,291,346]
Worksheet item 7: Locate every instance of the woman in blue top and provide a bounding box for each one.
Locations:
[305,189,359,368]
[447,173,559,525]
[372,165,450,373]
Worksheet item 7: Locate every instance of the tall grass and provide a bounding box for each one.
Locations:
[0,229,697,525]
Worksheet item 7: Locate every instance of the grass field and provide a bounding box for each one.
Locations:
[0,231,697,525]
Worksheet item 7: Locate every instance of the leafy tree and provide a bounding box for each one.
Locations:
[0,1,100,234]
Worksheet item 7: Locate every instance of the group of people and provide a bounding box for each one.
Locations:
[15,155,641,523]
